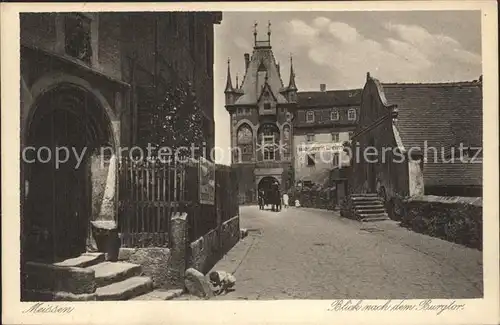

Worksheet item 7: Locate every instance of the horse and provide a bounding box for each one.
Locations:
[270,184,282,212]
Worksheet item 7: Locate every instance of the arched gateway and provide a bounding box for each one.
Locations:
[22,84,114,263]
[258,176,279,193]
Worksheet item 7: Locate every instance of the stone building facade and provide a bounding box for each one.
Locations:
[294,86,361,188]
[20,12,221,265]
[225,25,297,204]
[350,73,482,216]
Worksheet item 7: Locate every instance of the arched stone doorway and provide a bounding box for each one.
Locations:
[22,84,113,263]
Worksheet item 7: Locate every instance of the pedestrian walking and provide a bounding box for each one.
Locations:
[283,193,289,208]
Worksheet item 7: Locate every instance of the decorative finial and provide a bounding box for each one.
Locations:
[225,57,233,92]
[254,21,258,45]
[268,20,272,43]
[236,74,239,89]
[366,72,371,81]
[288,53,297,90]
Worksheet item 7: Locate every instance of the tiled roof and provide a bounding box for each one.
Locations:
[381,82,483,150]
[235,48,288,105]
[423,162,482,187]
[298,89,362,107]
[379,81,483,187]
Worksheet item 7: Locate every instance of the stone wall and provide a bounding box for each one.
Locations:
[220,216,240,255]
[189,228,220,274]
[400,195,482,250]
[233,164,256,203]
[124,247,172,289]
[189,215,240,274]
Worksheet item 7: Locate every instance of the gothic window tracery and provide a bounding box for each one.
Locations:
[258,123,280,161]
[237,124,252,144]
[237,124,253,162]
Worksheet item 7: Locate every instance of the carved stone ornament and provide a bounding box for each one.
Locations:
[65,14,93,63]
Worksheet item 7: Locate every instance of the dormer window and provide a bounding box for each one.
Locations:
[306,111,315,123]
[348,108,357,121]
[330,109,339,121]
[264,103,271,111]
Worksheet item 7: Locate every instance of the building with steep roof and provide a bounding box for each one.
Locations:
[350,73,482,214]
[225,23,297,204]
[294,86,361,193]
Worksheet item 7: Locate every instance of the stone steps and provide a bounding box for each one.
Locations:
[350,193,379,198]
[51,253,155,301]
[96,276,153,301]
[132,289,184,301]
[355,207,386,214]
[359,213,390,222]
[354,204,385,209]
[53,253,105,268]
[86,261,142,288]
[347,193,390,222]
[351,197,385,203]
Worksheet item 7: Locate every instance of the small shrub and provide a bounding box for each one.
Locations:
[401,197,482,250]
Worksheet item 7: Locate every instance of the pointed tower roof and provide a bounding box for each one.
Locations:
[235,22,287,105]
[224,58,234,93]
[288,55,297,90]
[257,60,267,72]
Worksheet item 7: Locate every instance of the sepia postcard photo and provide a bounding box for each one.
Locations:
[1,1,499,325]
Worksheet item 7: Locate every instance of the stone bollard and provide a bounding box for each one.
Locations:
[90,220,121,262]
[166,212,188,289]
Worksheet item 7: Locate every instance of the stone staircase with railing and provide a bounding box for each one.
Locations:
[341,193,390,222]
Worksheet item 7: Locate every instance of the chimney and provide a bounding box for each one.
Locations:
[320,84,326,92]
[244,53,250,71]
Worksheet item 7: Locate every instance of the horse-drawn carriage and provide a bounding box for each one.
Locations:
[258,182,282,212]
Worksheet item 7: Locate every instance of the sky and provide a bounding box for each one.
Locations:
[213,11,482,165]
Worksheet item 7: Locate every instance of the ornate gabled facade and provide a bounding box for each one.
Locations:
[225,23,297,204]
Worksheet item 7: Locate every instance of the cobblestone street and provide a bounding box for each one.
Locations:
[178,206,483,300]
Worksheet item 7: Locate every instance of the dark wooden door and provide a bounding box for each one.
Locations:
[25,110,89,262]
[367,137,376,192]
